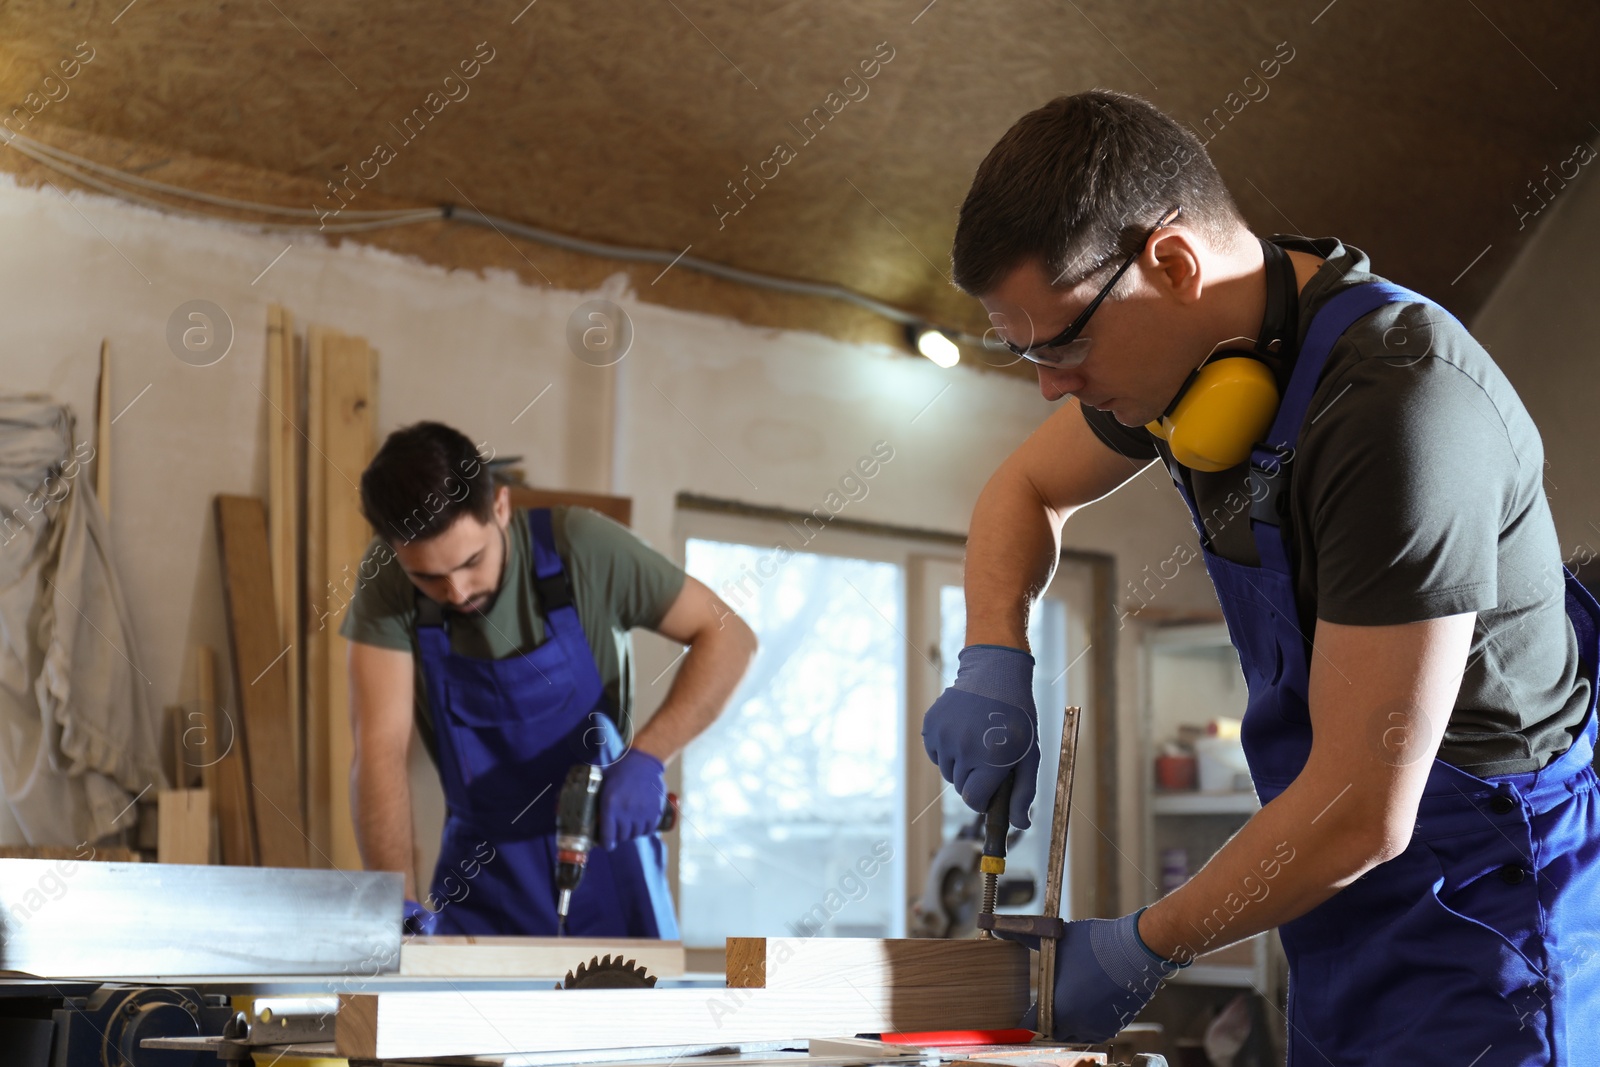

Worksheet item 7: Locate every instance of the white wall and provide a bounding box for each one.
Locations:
[0,176,1214,908]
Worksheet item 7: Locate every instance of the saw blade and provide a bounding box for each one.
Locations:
[555,954,660,990]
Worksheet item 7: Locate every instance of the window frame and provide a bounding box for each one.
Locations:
[659,496,1121,960]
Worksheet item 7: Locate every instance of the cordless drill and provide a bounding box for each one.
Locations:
[553,762,679,936]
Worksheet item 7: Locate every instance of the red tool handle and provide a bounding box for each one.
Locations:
[659,792,680,832]
[877,1028,1035,1046]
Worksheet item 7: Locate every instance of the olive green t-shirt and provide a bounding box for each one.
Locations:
[1082,236,1591,776]
[339,505,687,763]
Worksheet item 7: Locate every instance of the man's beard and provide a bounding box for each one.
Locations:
[448,524,510,616]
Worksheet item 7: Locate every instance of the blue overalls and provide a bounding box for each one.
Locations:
[1165,283,1600,1063]
[414,508,679,938]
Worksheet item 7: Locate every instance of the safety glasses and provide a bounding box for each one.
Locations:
[1002,205,1182,367]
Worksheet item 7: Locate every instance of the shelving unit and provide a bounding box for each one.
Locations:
[1139,623,1284,998]
[1150,791,1259,816]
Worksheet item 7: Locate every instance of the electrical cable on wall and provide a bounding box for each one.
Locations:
[1,129,992,362]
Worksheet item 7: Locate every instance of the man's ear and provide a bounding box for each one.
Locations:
[1148,228,1204,305]
[492,483,512,528]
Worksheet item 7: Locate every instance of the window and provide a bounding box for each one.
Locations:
[678,539,903,944]
[670,506,1098,948]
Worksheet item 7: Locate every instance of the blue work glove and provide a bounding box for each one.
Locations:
[402,898,439,937]
[920,644,1039,828]
[599,748,667,850]
[998,909,1181,1041]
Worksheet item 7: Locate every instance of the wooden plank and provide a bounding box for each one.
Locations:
[320,332,376,872]
[336,983,1028,1059]
[167,703,204,790]
[215,494,308,867]
[725,937,1028,993]
[266,305,304,814]
[304,326,330,864]
[399,937,685,978]
[199,644,256,865]
[164,704,185,789]
[505,487,632,527]
[338,938,1029,1058]
[156,789,211,864]
[285,317,304,803]
[94,338,110,518]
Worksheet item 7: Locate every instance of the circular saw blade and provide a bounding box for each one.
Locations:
[555,953,660,990]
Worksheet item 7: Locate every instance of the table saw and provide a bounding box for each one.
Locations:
[0,856,1137,1067]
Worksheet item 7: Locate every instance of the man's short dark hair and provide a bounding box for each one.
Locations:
[360,421,495,544]
[951,90,1247,297]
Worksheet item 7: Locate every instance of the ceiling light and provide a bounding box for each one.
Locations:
[910,325,959,368]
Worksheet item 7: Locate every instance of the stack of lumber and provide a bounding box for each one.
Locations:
[188,308,378,869]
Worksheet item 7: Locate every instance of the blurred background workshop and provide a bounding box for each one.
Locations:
[1,3,1598,1065]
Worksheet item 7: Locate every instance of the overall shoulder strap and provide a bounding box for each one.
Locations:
[1247,281,1434,574]
[527,508,612,716]
[415,594,445,628]
[526,507,577,619]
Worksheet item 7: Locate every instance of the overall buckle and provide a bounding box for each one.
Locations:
[1248,446,1294,526]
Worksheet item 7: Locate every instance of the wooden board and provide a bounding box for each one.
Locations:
[95,338,110,519]
[338,938,1028,1058]
[337,985,1028,1060]
[725,936,1027,992]
[266,305,303,811]
[163,704,185,789]
[399,937,685,978]
[156,789,211,864]
[306,329,377,872]
[199,643,256,865]
[215,494,307,867]
[304,326,329,863]
[331,332,377,873]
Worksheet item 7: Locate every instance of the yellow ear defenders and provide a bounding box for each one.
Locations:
[1144,355,1280,472]
[1144,240,1298,473]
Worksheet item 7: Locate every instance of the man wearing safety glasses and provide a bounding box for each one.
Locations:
[922,90,1599,1062]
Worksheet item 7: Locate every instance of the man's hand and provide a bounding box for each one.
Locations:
[599,748,668,850]
[997,911,1178,1041]
[402,898,439,937]
[921,644,1039,828]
